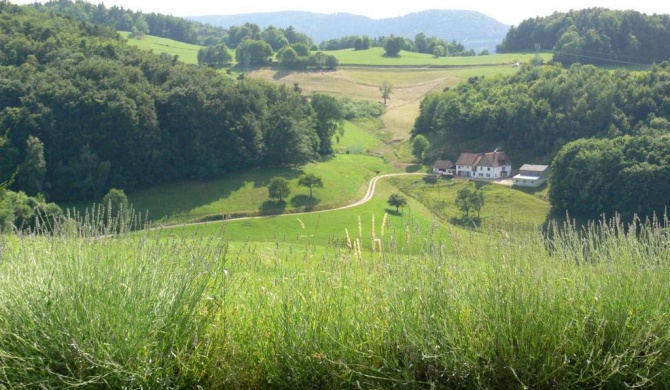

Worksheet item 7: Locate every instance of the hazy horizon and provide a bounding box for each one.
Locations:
[8,0,670,26]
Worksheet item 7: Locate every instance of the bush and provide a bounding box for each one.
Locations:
[339,97,384,120]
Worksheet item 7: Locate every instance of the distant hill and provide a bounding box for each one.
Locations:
[188,10,510,52]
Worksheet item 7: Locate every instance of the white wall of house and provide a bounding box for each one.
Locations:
[513,175,547,187]
[467,164,511,179]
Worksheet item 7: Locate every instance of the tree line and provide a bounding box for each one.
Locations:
[0,2,343,204]
[319,33,481,57]
[497,8,670,66]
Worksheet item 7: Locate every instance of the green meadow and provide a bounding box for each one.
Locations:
[120,31,202,64]
[329,47,552,67]
[5,32,670,390]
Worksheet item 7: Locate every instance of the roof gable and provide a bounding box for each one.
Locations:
[455,153,481,166]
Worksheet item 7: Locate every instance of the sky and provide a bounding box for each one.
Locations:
[9,0,670,26]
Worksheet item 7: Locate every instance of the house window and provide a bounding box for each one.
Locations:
[487,167,490,171]
[486,174,490,178]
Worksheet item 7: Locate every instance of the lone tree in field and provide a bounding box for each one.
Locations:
[383,36,405,56]
[268,177,291,202]
[379,82,393,105]
[297,173,323,198]
[387,193,408,213]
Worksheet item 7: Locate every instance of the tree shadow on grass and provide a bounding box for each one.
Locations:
[259,200,287,215]
[290,195,319,211]
[384,208,403,216]
[449,216,482,229]
[404,164,424,173]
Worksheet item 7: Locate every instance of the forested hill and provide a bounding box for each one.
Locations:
[496,8,670,66]
[0,2,331,203]
[413,62,670,163]
[189,10,510,52]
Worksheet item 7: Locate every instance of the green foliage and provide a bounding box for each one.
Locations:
[16,135,46,196]
[549,135,670,221]
[411,134,429,162]
[311,93,343,155]
[387,193,407,212]
[277,47,338,70]
[338,97,383,120]
[320,35,371,51]
[383,36,406,56]
[413,61,670,162]
[0,6,323,203]
[379,82,393,105]
[0,190,62,231]
[297,173,323,198]
[35,0,225,45]
[497,8,670,66]
[197,42,232,68]
[455,186,482,217]
[102,188,129,215]
[268,176,291,202]
[235,39,273,65]
[0,128,17,192]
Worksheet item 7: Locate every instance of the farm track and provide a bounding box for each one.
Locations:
[155,172,428,231]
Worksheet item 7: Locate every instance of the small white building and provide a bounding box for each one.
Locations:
[455,151,512,180]
[432,160,455,176]
[513,164,550,187]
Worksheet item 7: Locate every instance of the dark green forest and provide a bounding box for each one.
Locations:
[497,8,670,66]
[550,135,670,221]
[0,1,339,203]
[414,62,670,159]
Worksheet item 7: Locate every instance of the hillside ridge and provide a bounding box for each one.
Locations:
[188,10,510,52]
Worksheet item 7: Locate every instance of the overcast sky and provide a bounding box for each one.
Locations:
[9,0,670,26]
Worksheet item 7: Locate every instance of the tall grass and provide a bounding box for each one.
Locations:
[1,212,669,388]
[0,210,227,388]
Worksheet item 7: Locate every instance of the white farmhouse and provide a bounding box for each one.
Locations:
[455,151,512,179]
[513,164,550,187]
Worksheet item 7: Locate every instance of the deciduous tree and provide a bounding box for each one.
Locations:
[297,173,323,198]
[383,36,405,56]
[311,93,343,155]
[268,177,291,202]
[387,193,408,213]
[411,135,429,162]
[16,135,46,197]
[379,82,393,105]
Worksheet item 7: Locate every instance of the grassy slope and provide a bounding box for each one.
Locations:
[126,124,396,224]
[119,31,202,64]
[83,33,554,243]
